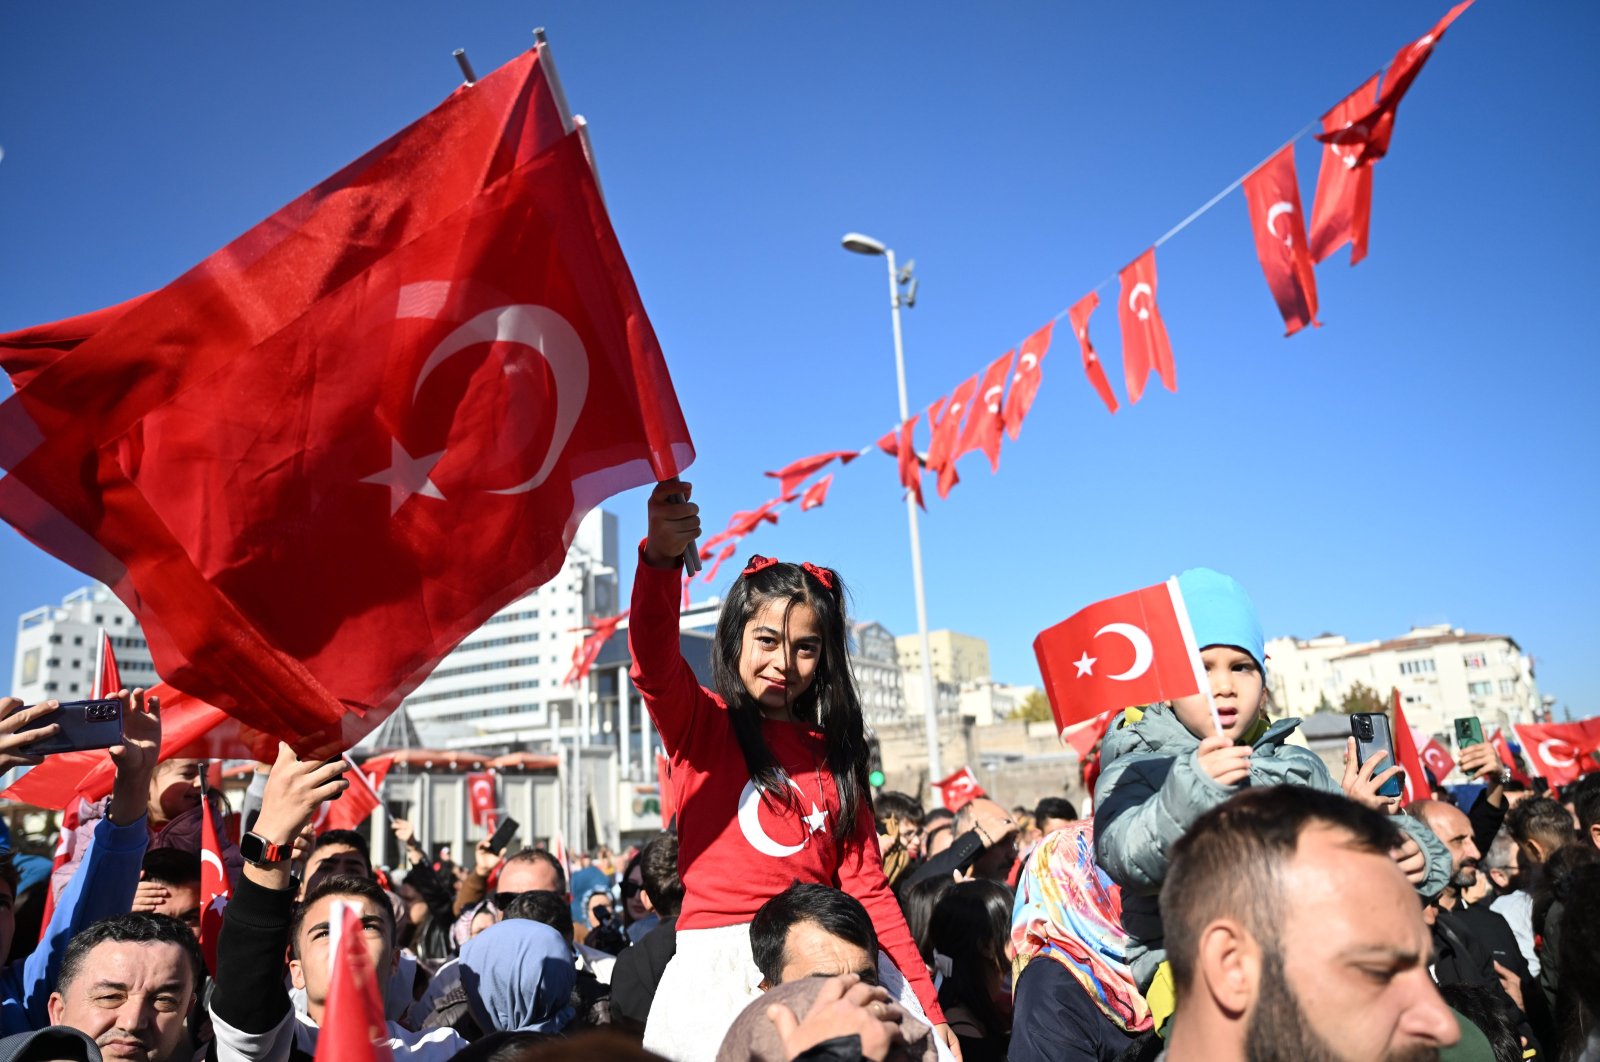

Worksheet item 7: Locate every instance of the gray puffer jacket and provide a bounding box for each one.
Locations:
[1092,704,1452,988]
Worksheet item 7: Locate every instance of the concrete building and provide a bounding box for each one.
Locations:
[957,680,1039,727]
[12,585,160,703]
[896,629,991,685]
[1266,624,1542,738]
[850,622,906,724]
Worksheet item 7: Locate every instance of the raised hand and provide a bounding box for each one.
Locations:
[766,973,904,1062]
[1390,835,1428,886]
[108,690,163,827]
[1342,737,1404,812]
[0,696,62,773]
[1198,734,1253,787]
[644,479,700,568]
[474,838,502,878]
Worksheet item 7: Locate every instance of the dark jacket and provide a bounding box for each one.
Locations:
[609,915,678,1035]
[401,863,458,973]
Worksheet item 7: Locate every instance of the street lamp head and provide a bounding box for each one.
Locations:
[841,232,887,257]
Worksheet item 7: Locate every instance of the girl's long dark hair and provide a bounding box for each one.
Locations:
[930,879,1015,1037]
[711,557,869,847]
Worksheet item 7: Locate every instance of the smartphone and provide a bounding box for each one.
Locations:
[486,815,520,855]
[1350,712,1404,799]
[15,698,124,755]
[1454,716,1485,749]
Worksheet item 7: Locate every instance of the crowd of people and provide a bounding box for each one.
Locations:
[0,480,1592,1062]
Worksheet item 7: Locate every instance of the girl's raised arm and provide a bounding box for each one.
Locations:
[628,481,714,755]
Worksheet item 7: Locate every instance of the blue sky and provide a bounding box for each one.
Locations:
[2,2,1596,719]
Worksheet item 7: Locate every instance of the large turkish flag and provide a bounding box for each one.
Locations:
[1513,721,1600,788]
[1034,580,1202,730]
[0,53,691,758]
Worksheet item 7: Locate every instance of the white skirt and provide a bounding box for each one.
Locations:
[642,922,952,1062]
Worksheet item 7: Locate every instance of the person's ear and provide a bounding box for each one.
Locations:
[288,957,307,991]
[46,991,65,1026]
[1196,919,1260,1018]
[1589,822,1600,851]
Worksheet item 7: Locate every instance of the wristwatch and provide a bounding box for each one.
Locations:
[240,831,288,867]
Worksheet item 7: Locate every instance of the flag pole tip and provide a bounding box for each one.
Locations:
[452,48,477,86]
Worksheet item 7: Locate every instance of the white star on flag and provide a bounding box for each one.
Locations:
[208,894,229,916]
[1074,652,1097,677]
[804,802,828,834]
[361,439,446,515]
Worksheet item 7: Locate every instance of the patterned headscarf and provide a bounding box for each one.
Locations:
[1010,821,1151,1033]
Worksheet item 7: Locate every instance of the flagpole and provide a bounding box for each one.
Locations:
[1167,577,1224,737]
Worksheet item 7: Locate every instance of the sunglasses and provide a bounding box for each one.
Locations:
[621,880,643,899]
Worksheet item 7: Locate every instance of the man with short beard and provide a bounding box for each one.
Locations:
[1160,786,1458,1062]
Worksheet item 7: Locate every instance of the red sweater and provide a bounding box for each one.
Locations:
[628,554,943,1023]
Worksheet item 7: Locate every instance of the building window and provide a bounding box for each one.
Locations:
[20,649,40,686]
[1498,679,1514,696]
[1399,659,1436,676]
[48,634,62,645]
[73,636,83,646]
[113,616,123,625]
[43,682,58,692]
[68,683,79,693]
[1467,681,1492,697]
[94,615,103,624]
[1463,653,1487,669]
[46,658,60,668]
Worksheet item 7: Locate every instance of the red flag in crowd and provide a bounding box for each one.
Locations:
[35,797,84,940]
[91,631,122,699]
[1241,144,1321,336]
[314,903,395,1062]
[466,772,498,830]
[1490,729,1532,786]
[929,377,978,500]
[1116,250,1177,404]
[199,793,230,972]
[320,755,395,833]
[896,415,925,510]
[799,474,833,512]
[1308,75,1380,265]
[933,767,987,811]
[1417,733,1454,783]
[0,49,692,759]
[1513,721,1600,788]
[564,612,628,686]
[1390,692,1433,804]
[1060,707,1121,761]
[549,830,572,884]
[701,542,738,584]
[1068,294,1118,415]
[764,451,858,501]
[952,352,1014,473]
[1034,579,1202,730]
[1003,323,1055,441]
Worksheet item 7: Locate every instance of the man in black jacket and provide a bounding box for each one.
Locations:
[611,830,683,1035]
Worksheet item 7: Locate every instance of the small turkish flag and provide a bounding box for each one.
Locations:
[91,631,123,700]
[1390,692,1433,804]
[1116,250,1177,404]
[799,474,833,512]
[198,794,230,973]
[1034,579,1202,730]
[933,767,986,811]
[1308,75,1380,265]
[1513,721,1600,788]
[764,450,857,502]
[1002,323,1055,441]
[1241,144,1320,336]
[466,771,498,830]
[1068,294,1118,415]
[929,376,977,500]
[1060,707,1120,761]
[1418,734,1454,783]
[895,414,925,510]
[952,351,1014,473]
[564,612,628,686]
[314,902,395,1062]
[320,755,395,833]
[1489,729,1531,786]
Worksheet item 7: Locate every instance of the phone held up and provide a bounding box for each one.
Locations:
[1350,712,1405,799]
[1454,716,1485,749]
[15,698,124,755]
[486,815,520,856]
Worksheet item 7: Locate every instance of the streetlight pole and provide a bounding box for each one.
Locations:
[842,233,943,791]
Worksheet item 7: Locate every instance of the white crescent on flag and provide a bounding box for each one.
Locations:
[1094,623,1154,682]
[737,777,809,858]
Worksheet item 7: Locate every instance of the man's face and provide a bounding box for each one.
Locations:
[289,893,395,1015]
[303,843,372,894]
[1251,824,1458,1062]
[1486,844,1521,893]
[1423,804,1481,889]
[769,919,876,988]
[47,940,195,1062]
[497,858,561,896]
[149,882,201,934]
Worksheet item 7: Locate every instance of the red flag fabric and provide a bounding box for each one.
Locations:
[951,352,1014,473]
[314,903,395,1062]
[1418,734,1454,784]
[1034,579,1202,729]
[1241,144,1321,336]
[1116,250,1177,404]
[320,755,395,834]
[91,631,123,700]
[1068,294,1118,415]
[1060,707,1120,761]
[1002,323,1055,441]
[199,794,230,973]
[702,501,781,552]
[1513,721,1600,788]
[1489,729,1532,786]
[932,767,986,811]
[563,612,628,686]
[799,474,833,512]
[34,797,84,941]
[929,377,978,500]
[1390,692,1433,804]
[1308,75,1381,265]
[701,542,738,584]
[466,772,498,829]
[0,52,690,760]
[895,415,925,511]
[764,451,857,502]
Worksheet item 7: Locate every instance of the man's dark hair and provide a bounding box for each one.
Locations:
[639,831,683,918]
[502,890,574,941]
[1569,775,1600,835]
[1438,983,1522,1062]
[310,829,371,869]
[142,847,202,887]
[58,913,204,998]
[290,873,395,957]
[921,807,954,830]
[502,847,567,894]
[750,883,878,986]
[1160,786,1399,994]
[874,791,923,831]
[0,850,18,900]
[1505,798,1577,858]
[1033,797,1078,825]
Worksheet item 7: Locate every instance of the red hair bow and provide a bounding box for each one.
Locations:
[741,555,779,577]
[801,562,835,590]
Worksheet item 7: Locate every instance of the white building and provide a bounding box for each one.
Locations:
[406,509,621,748]
[1266,624,1543,738]
[12,585,160,702]
[850,622,906,725]
[957,679,1039,727]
